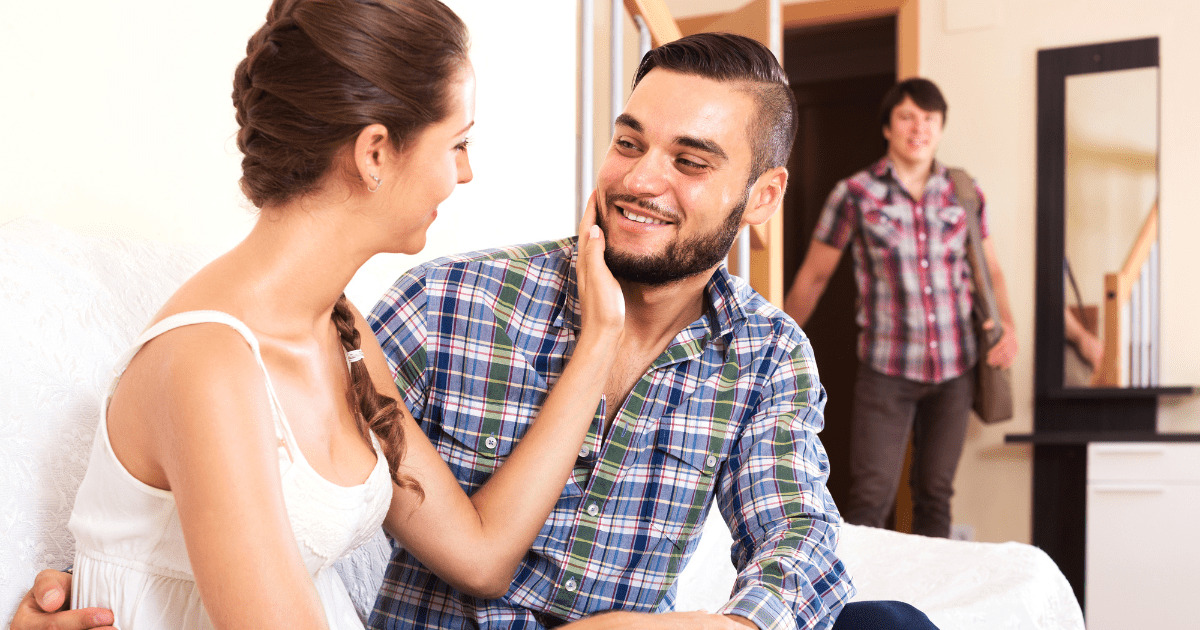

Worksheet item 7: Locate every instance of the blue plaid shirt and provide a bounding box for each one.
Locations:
[367,238,853,630]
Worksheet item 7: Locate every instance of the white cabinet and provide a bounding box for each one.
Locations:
[1086,443,1200,629]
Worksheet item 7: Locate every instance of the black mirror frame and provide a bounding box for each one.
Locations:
[1035,37,1160,397]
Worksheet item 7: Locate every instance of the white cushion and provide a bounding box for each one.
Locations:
[0,217,207,621]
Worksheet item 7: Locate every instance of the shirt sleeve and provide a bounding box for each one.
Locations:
[367,267,431,420]
[714,334,854,630]
[811,179,858,251]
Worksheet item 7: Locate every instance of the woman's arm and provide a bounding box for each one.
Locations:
[121,326,331,629]
[362,209,624,598]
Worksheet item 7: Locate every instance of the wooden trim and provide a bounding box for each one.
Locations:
[623,0,682,46]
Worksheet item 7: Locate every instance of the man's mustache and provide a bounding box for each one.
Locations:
[603,193,679,222]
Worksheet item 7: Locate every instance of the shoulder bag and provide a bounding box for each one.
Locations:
[948,168,1013,424]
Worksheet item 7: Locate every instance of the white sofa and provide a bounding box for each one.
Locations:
[0,217,1085,629]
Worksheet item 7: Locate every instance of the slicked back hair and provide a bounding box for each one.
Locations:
[632,32,797,184]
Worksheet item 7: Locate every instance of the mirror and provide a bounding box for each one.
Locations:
[1033,37,1161,395]
[1063,66,1159,387]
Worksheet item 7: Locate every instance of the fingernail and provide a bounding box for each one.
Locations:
[590,225,600,238]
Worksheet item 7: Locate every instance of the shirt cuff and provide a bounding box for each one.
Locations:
[717,585,800,630]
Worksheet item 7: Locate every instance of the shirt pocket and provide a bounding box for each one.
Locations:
[936,203,968,258]
[427,354,552,485]
[861,203,906,250]
[642,420,726,545]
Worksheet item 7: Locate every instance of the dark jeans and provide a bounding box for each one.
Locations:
[831,601,940,629]
[843,365,973,538]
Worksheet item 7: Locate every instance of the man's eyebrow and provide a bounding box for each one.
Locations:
[675,136,728,161]
[615,113,728,161]
[614,113,642,133]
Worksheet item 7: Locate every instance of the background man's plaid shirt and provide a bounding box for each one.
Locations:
[367,238,853,630]
[813,158,989,384]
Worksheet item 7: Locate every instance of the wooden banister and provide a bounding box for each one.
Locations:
[622,0,682,47]
[1096,201,1158,386]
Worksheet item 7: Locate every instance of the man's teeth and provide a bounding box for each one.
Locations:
[621,208,668,225]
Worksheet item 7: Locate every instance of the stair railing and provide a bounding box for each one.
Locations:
[1096,201,1160,387]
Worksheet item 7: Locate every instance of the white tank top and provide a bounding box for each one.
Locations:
[69,310,392,629]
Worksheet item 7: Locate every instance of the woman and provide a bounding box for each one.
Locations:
[34,0,622,627]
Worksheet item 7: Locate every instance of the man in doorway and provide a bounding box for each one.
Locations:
[17,35,938,630]
[784,78,1017,538]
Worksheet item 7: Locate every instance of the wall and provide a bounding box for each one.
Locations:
[922,0,1200,545]
[0,0,578,310]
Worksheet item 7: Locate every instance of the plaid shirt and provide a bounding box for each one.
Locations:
[367,238,852,630]
[813,158,988,384]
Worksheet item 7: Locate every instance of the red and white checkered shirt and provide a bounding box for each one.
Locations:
[813,158,988,384]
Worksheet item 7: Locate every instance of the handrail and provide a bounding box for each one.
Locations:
[1096,201,1159,386]
[1115,200,1158,301]
[622,0,682,47]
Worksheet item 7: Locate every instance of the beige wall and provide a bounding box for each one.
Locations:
[0,0,578,310]
[923,0,1200,544]
[652,0,1200,545]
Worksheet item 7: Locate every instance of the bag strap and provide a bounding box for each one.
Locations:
[947,167,1003,346]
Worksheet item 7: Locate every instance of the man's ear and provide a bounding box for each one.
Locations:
[352,123,393,192]
[742,166,788,227]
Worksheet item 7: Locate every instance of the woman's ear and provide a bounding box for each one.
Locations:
[352,123,392,193]
[742,166,788,227]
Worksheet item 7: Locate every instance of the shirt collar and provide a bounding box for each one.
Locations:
[872,156,948,183]
[559,239,746,342]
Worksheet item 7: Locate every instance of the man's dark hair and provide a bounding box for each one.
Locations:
[879,78,948,129]
[632,32,797,183]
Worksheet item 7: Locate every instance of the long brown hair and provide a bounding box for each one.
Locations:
[232,0,468,489]
[332,295,420,493]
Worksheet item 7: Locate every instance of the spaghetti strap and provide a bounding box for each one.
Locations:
[109,310,299,457]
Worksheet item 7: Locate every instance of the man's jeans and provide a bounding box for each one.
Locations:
[843,365,973,538]
[832,600,940,629]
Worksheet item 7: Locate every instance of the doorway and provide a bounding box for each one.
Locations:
[781,16,910,530]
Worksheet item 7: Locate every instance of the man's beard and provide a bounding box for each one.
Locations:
[596,192,746,287]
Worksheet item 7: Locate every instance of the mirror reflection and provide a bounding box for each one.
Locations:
[1063,67,1159,387]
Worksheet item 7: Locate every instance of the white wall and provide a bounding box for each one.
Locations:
[0,0,578,310]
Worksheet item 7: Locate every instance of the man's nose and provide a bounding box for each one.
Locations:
[623,153,670,196]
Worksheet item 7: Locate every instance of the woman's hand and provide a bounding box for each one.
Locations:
[575,192,625,349]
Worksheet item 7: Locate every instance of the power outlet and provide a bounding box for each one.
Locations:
[950,524,975,542]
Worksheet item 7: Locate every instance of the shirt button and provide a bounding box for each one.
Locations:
[579,446,590,458]
[706,455,718,468]
[918,232,926,240]
[484,435,498,450]
[924,286,933,295]
[586,503,600,516]
[930,340,939,348]
[928,314,935,322]
[564,578,578,592]
[920,259,929,268]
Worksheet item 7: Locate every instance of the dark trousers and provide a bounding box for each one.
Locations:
[843,365,973,538]
[831,601,939,629]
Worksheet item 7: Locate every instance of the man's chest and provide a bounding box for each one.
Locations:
[852,187,969,268]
